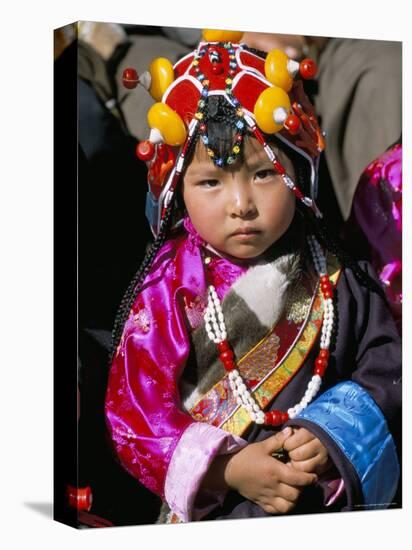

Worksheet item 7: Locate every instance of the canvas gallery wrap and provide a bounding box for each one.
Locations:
[54,21,402,529]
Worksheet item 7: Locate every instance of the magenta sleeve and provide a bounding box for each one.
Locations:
[104,234,246,510]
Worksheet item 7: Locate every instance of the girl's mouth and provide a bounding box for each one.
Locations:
[231,227,260,236]
[230,228,261,241]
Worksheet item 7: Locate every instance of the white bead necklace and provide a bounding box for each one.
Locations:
[203,235,335,426]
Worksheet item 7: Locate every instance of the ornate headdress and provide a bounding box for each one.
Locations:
[123,29,325,236]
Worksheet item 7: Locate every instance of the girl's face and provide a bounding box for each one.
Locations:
[182,136,296,261]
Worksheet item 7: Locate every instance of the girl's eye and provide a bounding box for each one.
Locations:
[198,179,219,188]
[255,169,276,180]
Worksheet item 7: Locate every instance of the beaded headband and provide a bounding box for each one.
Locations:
[123,29,326,236]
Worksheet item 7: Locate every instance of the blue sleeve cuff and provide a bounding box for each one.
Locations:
[295,381,400,508]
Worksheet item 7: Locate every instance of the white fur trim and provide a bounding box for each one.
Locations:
[230,255,293,329]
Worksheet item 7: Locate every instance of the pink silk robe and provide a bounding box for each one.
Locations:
[105,227,250,521]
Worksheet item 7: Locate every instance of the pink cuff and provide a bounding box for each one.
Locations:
[164,422,247,522]
[322,477,346,506]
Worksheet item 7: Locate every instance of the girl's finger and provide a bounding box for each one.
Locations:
[277,481,301,503]
[283,427,316,452]
[272,497,296,514]
[290,453,330,474]
[263,428,293,454]
[276,461,318,486]
[287,438,323,462]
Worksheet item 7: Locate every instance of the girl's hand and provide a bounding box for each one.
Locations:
[283,427,331,476]
[224,428,317,514]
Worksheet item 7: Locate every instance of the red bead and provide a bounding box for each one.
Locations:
[136,140,155,162]
[300,58,317,79]
[320,275,329,283]
[321,282,331,292]
[281,412,289,423]
[199,123,207,132]
[220,349,234,362]
[314,357,327,376]
[319,349,330,360]
[217,340,230,352]
[122,67,139,89]
[229,69,236,76]
[314,365,326,376]
[274,410,284,425]
[223,360,235,372]
[284,114,301,135]
[263,410,283,425]
[66,485,92,511]
[323,290,333,299]
[236,134,243,142]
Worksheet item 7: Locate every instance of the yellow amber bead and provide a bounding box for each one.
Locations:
[148,57,175,101]
[202,29,244,43]
[147,102,187,146]
[254,86,291,134]
[265,49,293,92]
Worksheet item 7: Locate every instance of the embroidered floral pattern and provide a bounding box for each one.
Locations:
[132,307,151,333]
[183,294,208,330]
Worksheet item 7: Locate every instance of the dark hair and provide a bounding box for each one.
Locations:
[205,95,245,159]
[110,91,385,362]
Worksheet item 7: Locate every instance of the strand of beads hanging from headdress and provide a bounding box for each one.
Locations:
[122,29,326,235]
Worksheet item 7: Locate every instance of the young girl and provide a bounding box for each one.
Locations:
[105,30,401,523]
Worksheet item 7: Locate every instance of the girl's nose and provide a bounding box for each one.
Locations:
[229,182,257,218]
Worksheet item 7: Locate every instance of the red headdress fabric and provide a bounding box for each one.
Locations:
[127,35,325,235]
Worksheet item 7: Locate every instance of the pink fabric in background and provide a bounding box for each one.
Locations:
[348,142,402,329]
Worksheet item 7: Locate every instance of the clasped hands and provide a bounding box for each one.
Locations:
[224,426,331,514]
